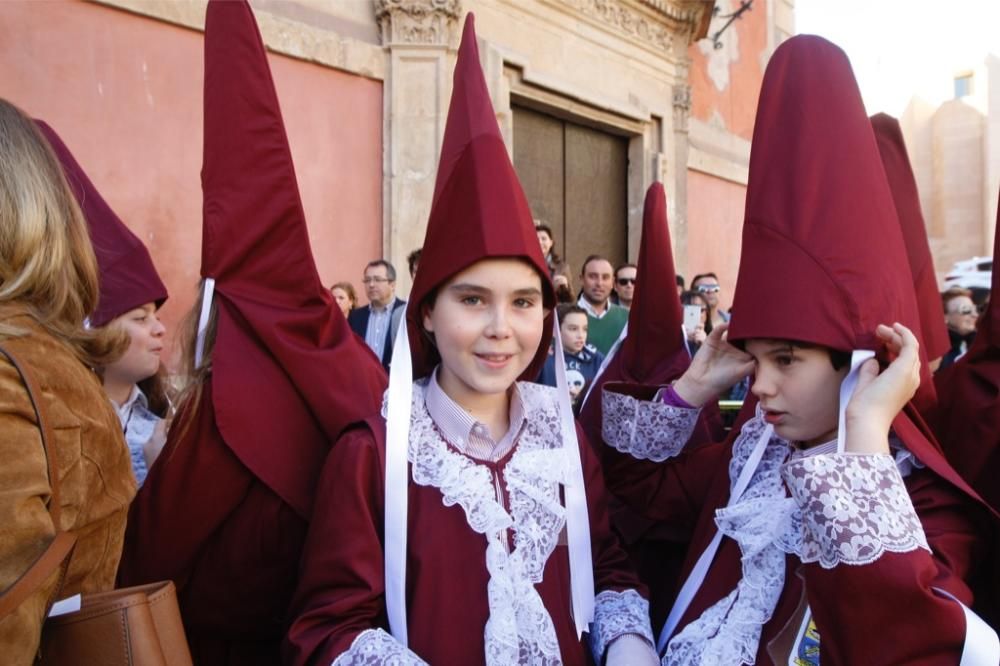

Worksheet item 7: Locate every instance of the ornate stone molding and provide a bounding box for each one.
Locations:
[375,0,461,47]
[562,0,674,50]
[555,0,714,53]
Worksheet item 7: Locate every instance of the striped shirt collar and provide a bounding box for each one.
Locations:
[424,367,526,462]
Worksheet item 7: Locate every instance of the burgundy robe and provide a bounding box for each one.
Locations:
[602,385,988,665]
[118,379,308,665]
[285,415,645,665]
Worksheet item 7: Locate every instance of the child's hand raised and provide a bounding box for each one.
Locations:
[844,323,921,454]
[674,323,755,407]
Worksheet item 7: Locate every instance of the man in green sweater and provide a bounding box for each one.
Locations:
[576,254,629,355]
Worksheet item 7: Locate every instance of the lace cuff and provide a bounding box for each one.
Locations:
[601,388,700,462]
[588,589,655,661]
[781,453,930,569]
[331,629,429,666]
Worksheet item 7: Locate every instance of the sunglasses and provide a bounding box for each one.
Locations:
[617,278,636,286]
[695,285,720,294]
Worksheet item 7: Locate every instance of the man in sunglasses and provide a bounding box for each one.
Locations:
[939,287,979,370]
[613,263,637,310]
[691,272,730,329]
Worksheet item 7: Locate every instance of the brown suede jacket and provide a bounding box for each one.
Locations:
[0,305,136,664]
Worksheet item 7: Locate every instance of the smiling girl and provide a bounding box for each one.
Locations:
[599,36,997,665]
[35,120,171,487]
[286,15,656,666]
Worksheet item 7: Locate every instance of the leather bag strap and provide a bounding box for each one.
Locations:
[0,343,77,618]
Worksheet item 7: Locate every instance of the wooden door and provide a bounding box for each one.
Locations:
[512,105,628,277]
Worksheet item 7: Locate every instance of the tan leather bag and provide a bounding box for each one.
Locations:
[0,344,193,665]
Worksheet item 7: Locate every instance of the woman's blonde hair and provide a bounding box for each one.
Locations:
[0,100,125,364]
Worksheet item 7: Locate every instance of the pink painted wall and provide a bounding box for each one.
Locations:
[683,4,771,308]
[0,0,382,368]
[685,171,746,312]
[687,2,768,142]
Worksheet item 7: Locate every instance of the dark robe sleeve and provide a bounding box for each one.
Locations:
[599,383,730,536]
[579,422,647,596]
[794,463,987,664]
[284,426,389,666]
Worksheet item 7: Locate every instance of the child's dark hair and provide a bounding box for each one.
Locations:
[736,338,851,370]
[556,303,586,324]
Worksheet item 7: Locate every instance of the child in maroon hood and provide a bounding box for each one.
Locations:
[285,14,656,666]
[600,35,997,665]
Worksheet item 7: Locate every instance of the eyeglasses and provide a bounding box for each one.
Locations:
[695,284,720,294]
[951,306,976,316]
[362,277,391,285]
[616,278,636,286]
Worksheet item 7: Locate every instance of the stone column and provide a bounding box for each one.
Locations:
[668,76,692,277]
[375,0,461,294]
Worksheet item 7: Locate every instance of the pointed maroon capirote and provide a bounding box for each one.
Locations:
[620,182,685,380]
[35,120,167,328]
[728,37,923,353]
[871,113,950,363]
[727,34,979,499]
[870,112,947,414]
[579,182,721,448]
[931,194,1000,509]
[404,13,555,381]
[198,0,385,518]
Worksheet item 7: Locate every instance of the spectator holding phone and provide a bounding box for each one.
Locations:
[680,289,710,355]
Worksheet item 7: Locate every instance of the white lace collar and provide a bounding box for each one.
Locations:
[408,381,571,665]
[666,417,926,666]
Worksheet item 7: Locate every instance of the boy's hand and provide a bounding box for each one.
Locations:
[844,323,921,454]
[674,323,754,407]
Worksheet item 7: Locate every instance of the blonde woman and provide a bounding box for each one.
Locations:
[330,281,357,318]
[0,100,135,663]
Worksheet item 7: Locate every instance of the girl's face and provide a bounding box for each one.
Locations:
[331,287,352,316]
[423,258,545,407]
[537,230,554,256]
[745,339,847,447]
[103,303,166,386]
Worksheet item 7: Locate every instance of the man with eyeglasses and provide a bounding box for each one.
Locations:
[939,287,978,370]
[614,263,637,310]
[348,259,407,370]
[691,272,730,329]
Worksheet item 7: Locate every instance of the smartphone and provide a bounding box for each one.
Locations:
[683,305,703,335]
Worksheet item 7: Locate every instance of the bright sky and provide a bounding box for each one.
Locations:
[795,0,1000,116]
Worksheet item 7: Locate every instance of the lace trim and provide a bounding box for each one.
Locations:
[665,415,794,666]
[600,388,699,461]
[408,382,572,665]
[665,419,933,665]
[331,628,428,665]
[588,589,654,661]
[782,453,931,568]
